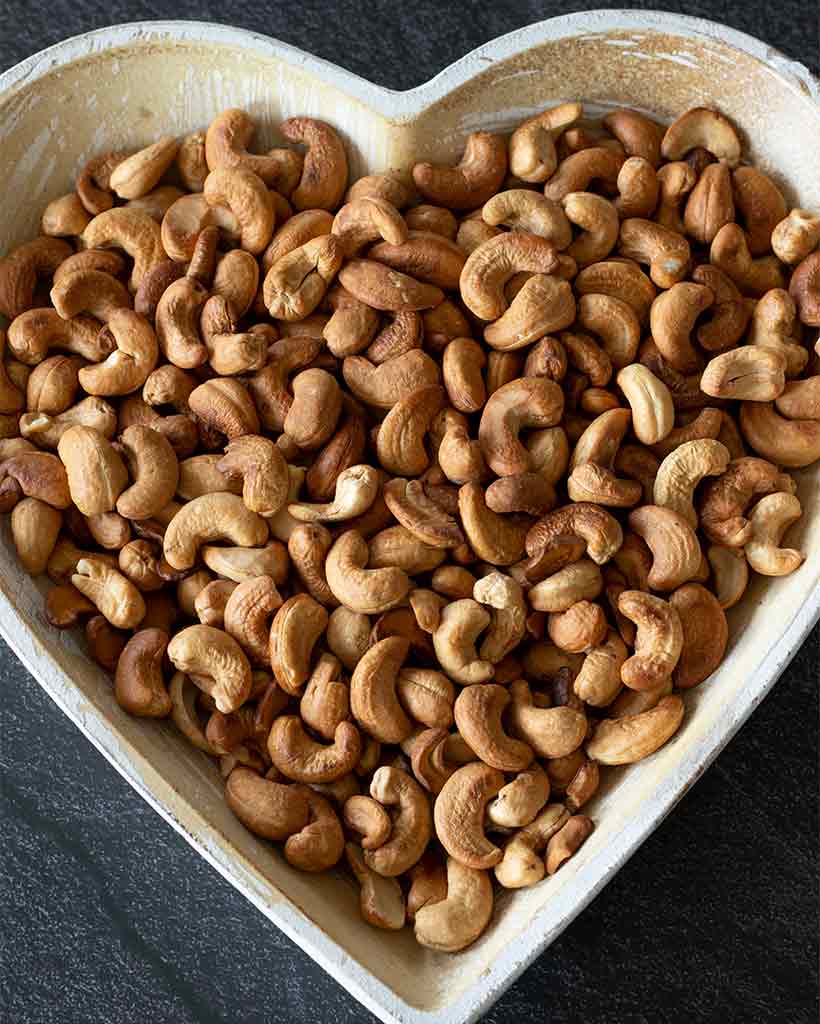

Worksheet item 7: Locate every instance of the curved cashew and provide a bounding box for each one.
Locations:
[710,223,785,297]
[507,679,587,759]
[72,557,145,629]
[628,505,702,591]
[482,190,572,249]
[50,268,131,325]
[81,208,166,290]
[162,493,268,570]
[223,575,282,666]
[349,636,413,744]
[487,765,550,829]
[116,425,179,521]
[543,147,624,202]
[575,259,657,324]
[433,762,504,869]
[575,293,640,369]
[78,309,158,396]
[57,425,128,515]
[432,599,494,685]
[288,464,378,523]
[509,102,582,182]
[383,477,463,549]
[114,628,171,717]
[188,378,260,439]
[545,814,594,874]
[478,377,563,477]
[161,192,240,261]
[343,350,440,410]
[225,767,309,840]
[454,684,533,772]
[587,694,684,765]
[472,572,527,663]
[269,594,328,695]
[617,590,683,691]
[701,346,786,402]
[732,166,786,255]
[772,209,820,265]
[528,559,603,613]
[494,803,569,888]
[365,766,432,876]
[284,788,345,872]
[0,236,73,319]
[263,235,342,320]
[338,258,443,311]
[483,274,575,351]
[669,583,728,689]
[376,386,446,477]
[459,233,559,320]
[547,600,608,653]
[344,795,391,851]
[661,107,741,166]
[213,434,289,518]
[268,717,361,783]
[41,193,91,237]
[203,166,274,254]
[167,624,251,713]
[618,218,690,288]
[789,250,820,327]
[747,289,807,378]
[279,117,348,211]
[368,525,446,575]
[614,156,660,218]
[743,492,804,576]
[653,439,730,527]
[8,308,112,366]
[739,402,820,468]
[616,364,674,445]
[706,544,749,609]
[563,192,619,267]
[650,282,714,374]
[414,857,493,952]
[325,530,410,614]
[573,628,627,707]
[412,132,507,209]
[603,108,663,165]
[345,842,405,931]
[525,502,623,565]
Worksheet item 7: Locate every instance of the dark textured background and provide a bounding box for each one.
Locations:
[1,3,818,1023]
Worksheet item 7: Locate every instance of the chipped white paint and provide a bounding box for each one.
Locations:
[0,12,818,1024]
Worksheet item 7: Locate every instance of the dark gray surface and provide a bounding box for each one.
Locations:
[1,3,818,1023]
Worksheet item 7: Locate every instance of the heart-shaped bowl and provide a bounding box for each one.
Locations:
[1,12,818,1024]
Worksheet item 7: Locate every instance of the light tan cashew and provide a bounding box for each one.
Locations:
[216,435,289,518]
[263,209,334,272]
[628,505,702,591]
[483,274,576,351]
[367,525,445,575]
[326,606,371,671]
[345,842,406,931]
[364,766,432,876]
[547,600,608,652]
[325,530,410,614]
[655,161,697,233]
[412,132,507,209]
[49,268,131,324]
[366,309,422,364]
[699,456,795,546]
[573,628,627,707]
[668,583,728,689]
[650,282,714,374]
[438,419,488,485]
[348,636,411,744]
[442,337,486,413]
[528,559,603,613]
[205,109,302,192]
[263,235,342,320]
[771,209,820,264]
[574,258,657,324]
[211,249,260,317]
[160,193,240,261]
[459,232,559,320]
[225,767,309,840]
[617,590,683,691]
[7,308,111,366]
[375,386,446,477]
[188,378,260,439]
[710,223,785,297]
[616,364,674,444]
[701,346,787,402]
[86,510,130,550]
[10,498,62,575]
[174,130,208,192]
[562,192,619,267]
[177,454,240,500]
[508,102,582,182]
[457,216,501,255]
[155,276,208,369]
[223,575,283,666]
[494,803,569,889]
[269,594,328,695]
[383,477,463,549]
[116,425,179,521]
[77,309,158,397]
[343,350,440,409]
[288,465,378,523]
[345,172,413,208]
[614,156,660,218]
[527,425,570,486]
[287,523,337,608]
[661,107,741,166]
[395,667,454,729]
[162,492,268,570]
[409,727,458,794]
[477,376,563,477]
[338,258,443,311]
[127,185,185,223]
[344,795,391,851]
[41,193,91,237]
[454,684,533,772]
[0,236,73,319]
[81,208,166,290]
[280,367,341,452]
[743,492,804,576]
[202,166,275,254]
[322,286,380,358]
[777,377,820,421]
[486,765,550,830]
[405,204,457,239]
[279,117,348,211]
[107,136,178,199]
[569,407,632,473]
[268,716,361,783]
[652,439,730,527]
[525,502,623,566]
[482,190,572,249]
[485,471,555,517]
[167,624,251,713]
[739,402,820,468]
[587,694,684,764]
[57,425,128,515]
[407,590,448,636]
[330,196,407,257]
[683,162,735,244]
[433,762,504,869]
[472,572,527,663]
[747,289,807,378]
[602,108,663,165]
[618,218,690,289]
[72,557,146,629]
[432,599,494,685]
[543,147,625,202]
[267,465,307,543]
[706,544,749,609]
[298,652,347,739]
[414,856,493,952]
[169,671,217,753]
[507,679,587,758]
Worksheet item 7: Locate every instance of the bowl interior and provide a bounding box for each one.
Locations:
[0,20,818,1021]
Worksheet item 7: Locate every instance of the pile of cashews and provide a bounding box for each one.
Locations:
[0,100,818,953]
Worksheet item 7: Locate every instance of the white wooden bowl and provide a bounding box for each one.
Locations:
[0,12,818,1024]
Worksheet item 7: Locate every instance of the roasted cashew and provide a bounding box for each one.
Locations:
[483,274,575,351]
[587,695,684,764]
[365,766,432,876]
[325,530,410,614]
[72,557,146,630]
[454,684,533,771]
[743,492,804,576]
[478,377,564,477]
[653,439,730,527]
[269,594,328,695]
[669,583,728,689]
[162,492,268,570]
[460,233,559,320]
[433,762,504,869]
[413,132,507,209]
[82,207,166,290]
[279,117,348,211]
[772,209,820,265]
[507,679,587,759]
[268,717,361,783]
[661,107,741,166]
[345,842,405,931]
